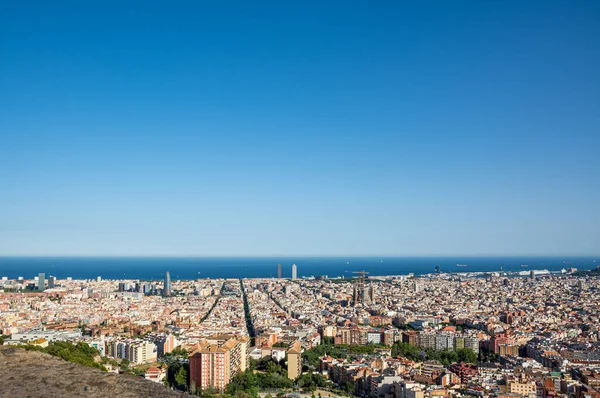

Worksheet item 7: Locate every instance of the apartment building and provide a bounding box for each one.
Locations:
[148,333,177,357]
[189,336,249,391]
[287,340,302,380]
[508,381,537,397]
[105,339,158,365]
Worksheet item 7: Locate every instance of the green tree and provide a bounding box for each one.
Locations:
[170,347,188,357]
[456,348,477,364]
[298,373,327,391]
[342,381,355,395]
[175,366,188,388]
[299,374,316,392]
[120,358,130,370]
[248,358,258,371]
[227,370,259,395]
[391,342,422,361]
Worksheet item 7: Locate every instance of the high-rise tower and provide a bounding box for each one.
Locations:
[164,271,171,296]
[37,273,45,291]
[277,264,282,279]
[291,264,297,280]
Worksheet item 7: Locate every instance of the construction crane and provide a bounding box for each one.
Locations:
[352,270,369,279]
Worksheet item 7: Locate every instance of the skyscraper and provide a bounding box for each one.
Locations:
[47,275,56,289]
[37,273,45,291]
[291,264,297,280]
[164,271,171,296]
[277,264,282,279]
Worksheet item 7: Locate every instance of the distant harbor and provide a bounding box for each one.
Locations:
[0,256,596,280]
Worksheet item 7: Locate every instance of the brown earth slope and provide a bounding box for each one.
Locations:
[0,346,184,398]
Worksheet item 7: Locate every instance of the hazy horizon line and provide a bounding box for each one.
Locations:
[0,254,598,259]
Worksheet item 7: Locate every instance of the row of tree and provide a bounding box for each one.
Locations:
[389,342,479,365]
[302,339,480,370]
[240,280,256,345]
[303,340,388,368]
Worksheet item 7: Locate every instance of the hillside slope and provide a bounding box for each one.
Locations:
[0,346,184,398]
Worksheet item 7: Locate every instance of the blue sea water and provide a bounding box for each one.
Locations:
[0,256,597,281]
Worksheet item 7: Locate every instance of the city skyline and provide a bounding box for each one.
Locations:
[1,2,599,396]
[2,268,599,395]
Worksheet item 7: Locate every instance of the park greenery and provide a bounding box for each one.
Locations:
[296,372,328,392]
[21,341,106,371]
[303,341,388,368]
[170,346,189,358]
[392,342,478,365]
[163,353,189,391]
[226,356,293,395]
[302,339,480,370]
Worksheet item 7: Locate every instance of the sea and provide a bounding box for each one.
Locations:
[0,256,597,281]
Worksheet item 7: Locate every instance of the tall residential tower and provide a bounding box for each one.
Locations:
[287,340,302,380]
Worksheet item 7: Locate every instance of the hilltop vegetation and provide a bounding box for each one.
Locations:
[0,345,182,397]
[22,340,107,371]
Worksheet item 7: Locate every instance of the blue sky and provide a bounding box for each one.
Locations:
[1,1,599,256]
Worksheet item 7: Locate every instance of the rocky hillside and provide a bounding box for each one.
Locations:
[0,346,184,398]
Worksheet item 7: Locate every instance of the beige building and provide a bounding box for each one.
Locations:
[287,340,302,380]
[391,381,425,398]
[129,341,158,364]
[509,381,537,397]
[105,339,157,365]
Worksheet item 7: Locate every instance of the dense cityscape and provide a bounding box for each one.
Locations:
[3,0,599,396]
[1,263,599,398]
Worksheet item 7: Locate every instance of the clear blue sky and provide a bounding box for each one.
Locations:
[1,1,599,256]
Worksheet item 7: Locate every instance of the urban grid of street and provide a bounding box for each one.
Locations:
[1,265,599,398]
